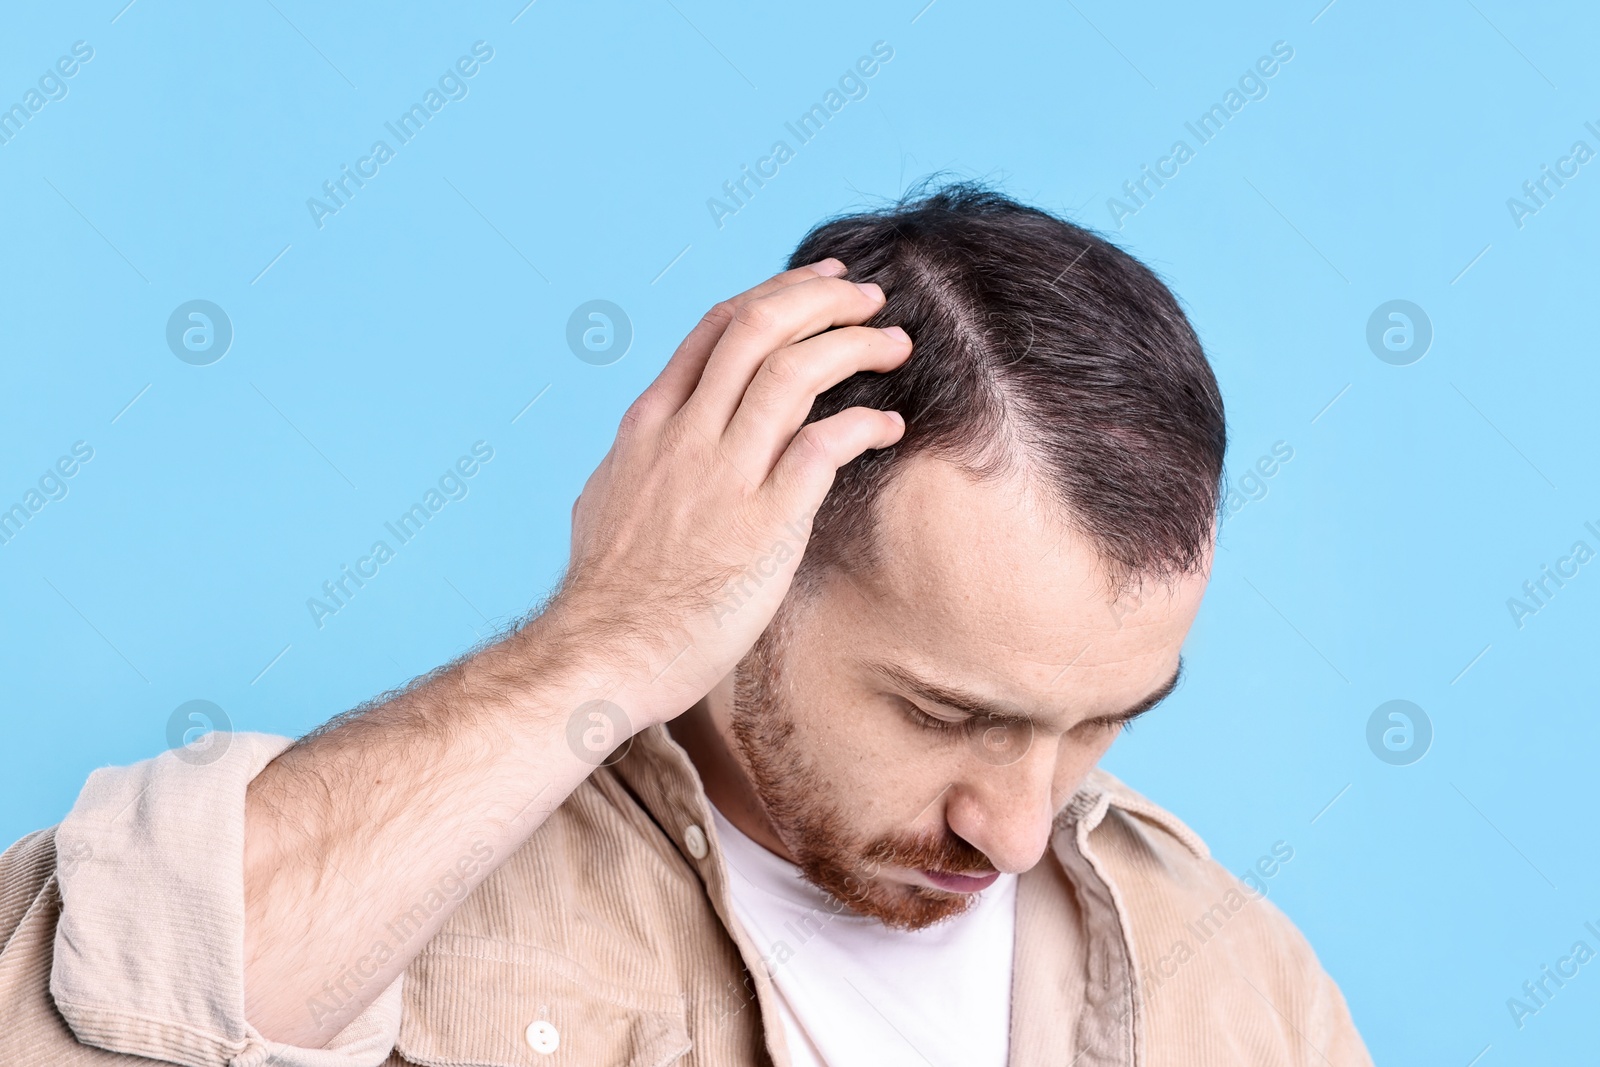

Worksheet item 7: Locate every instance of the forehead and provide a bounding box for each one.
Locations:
[834,453,1209,711]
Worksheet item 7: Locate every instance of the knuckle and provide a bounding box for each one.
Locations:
[698,299,737,333]
[792,423,832,465]
[616,399,649,438]
[762,350,806,390]
[657,414,697,456]
[731,300,776,334]
[617,392,668,438]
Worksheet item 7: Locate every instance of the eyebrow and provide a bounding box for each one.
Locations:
[868,655,1186,732]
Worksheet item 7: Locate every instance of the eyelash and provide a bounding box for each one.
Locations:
[900,700,965,734]
[901,700,1095,736]
[897,698,1135,737]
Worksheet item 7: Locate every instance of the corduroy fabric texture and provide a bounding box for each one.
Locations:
[0,726,1373,1067]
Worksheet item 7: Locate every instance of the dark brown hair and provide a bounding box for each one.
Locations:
[788,179,1226,597]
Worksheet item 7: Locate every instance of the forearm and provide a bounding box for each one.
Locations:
[242,606,625,1047]
[238,258,898,1049]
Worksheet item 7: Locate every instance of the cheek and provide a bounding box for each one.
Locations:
[789,690,959,820]
[824,710,947,793]
[1054,727,1119,797]
[775,604,966,819]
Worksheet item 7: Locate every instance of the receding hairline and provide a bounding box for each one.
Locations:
[793,443,1216,605]
[785,177,1226,607]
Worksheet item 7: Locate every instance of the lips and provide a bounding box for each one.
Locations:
[921,868,1000,893]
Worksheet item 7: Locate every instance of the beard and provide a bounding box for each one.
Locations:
[727,596,997,931]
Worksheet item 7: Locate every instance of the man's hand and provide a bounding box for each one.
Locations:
[557,258,910,726]
[241,259,910,1047]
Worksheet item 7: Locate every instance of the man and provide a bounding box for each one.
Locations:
[0,183,1372,1066]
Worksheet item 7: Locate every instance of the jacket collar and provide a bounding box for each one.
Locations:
[607,724,1209,1067]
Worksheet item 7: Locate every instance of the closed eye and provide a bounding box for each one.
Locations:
[896,697,1034,738]
[868,657,1182,744]
[897,697,966,733]
[1077,714,1135,735]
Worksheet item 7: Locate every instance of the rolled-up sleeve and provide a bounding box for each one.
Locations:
[0,732,403,1067]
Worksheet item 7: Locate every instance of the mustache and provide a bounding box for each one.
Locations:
[863,830,995,876]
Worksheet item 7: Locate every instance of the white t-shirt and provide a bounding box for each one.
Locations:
[709,803,1016,1067]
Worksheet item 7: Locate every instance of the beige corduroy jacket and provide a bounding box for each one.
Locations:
[0,728,1373,1067]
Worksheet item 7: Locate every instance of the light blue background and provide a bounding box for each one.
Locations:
[2,1,1596,1062]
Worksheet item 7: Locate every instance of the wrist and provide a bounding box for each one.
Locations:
[508,592,701,736]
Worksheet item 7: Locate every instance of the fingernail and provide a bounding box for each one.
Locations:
[810,258,847,276]
[880,325,909,342]
[854,282,884,301]
[887,411,904,428]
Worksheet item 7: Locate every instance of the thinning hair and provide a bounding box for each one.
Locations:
[787,179,1226,598]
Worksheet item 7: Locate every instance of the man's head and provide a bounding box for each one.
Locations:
[705,181,1225,930]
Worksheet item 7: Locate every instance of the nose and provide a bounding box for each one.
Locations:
[943,742,1061,875]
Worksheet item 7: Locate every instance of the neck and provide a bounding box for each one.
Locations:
[667,682,797,864]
